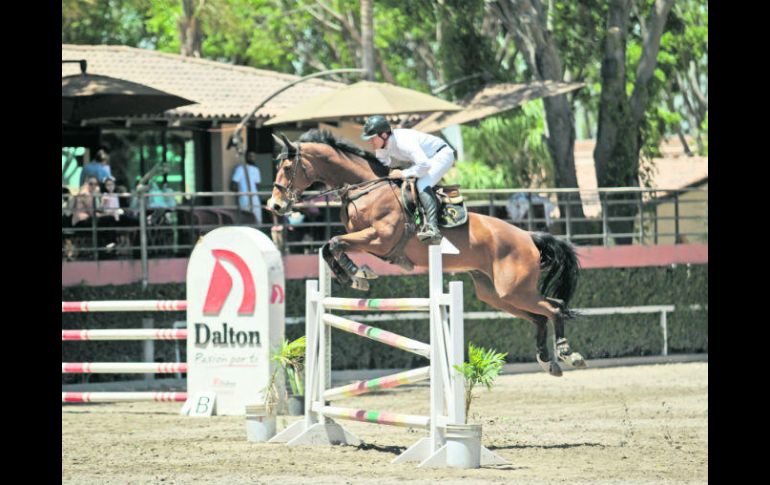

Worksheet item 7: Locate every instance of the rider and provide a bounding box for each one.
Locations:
[361,115,455,244]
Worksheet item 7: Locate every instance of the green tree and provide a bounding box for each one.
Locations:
[62,0,155,46]
[593,0,675,243]
[458,100,553,189]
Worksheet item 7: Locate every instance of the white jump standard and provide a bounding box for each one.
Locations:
[61,226,285,415]
[270,245,508,467]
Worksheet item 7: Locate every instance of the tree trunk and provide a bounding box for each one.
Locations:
[593,0,674,244]
[361,0,375,80]
[435,0,446,86]
[594,0,632,187]
[493,0,587,236]
[179,0,204,58]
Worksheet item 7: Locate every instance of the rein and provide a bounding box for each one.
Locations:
[309,177,392,204]
[274,142,397,208]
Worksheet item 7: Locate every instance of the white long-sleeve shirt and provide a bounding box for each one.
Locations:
[374,128,449,179]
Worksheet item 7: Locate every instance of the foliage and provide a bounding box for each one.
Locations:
[262,369,281,414]
[62,0,156,46]
[457,100,553,189]
[270,336,306,396]
[262,335,305,413]
[435,0,501,98]
[443,160,511,190]
[61,0,708,190]
[453,343,507,423]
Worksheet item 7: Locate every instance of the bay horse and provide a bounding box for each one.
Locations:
[267,129,586,376]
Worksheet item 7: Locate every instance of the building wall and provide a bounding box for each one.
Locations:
[654,182,708,244]
[209,124,240,206]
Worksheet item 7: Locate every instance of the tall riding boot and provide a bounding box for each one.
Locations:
[417,186,442,244]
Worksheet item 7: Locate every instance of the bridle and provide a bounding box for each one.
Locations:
[273,140,395,206]
[272,145,306,205]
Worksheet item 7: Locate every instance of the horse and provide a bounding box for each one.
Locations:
[267,129,586,376]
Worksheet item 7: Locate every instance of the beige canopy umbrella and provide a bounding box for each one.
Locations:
[412,81,585,133]
[264,80,462,126]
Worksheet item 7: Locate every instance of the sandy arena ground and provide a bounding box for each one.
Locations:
[62,362,707,484]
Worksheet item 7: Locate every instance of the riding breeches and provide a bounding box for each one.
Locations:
[416,148,456,191]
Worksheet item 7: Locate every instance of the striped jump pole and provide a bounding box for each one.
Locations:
[62,362,188,374]
[62,300,187,313]
[323,366,430,401]
[322,297,430,312]
[321,314,431,358]
[62,392,187,403]
[63,302,189,402]
[269,245,509,468]
[311,403,430,429]
[62,329,188,341]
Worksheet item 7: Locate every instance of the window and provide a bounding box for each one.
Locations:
[99,129,195,195]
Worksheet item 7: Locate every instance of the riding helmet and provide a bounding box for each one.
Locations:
[361,115,392,140]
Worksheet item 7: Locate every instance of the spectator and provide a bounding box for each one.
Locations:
[506,193,557,229]
[106,181,138,253]
[62,185,75,260]
[161,182,177,209]
[62,185,73,227]
[72,176,101,226]
[148,180,167,210]
[231,152,263,224]
[116,184,131,209]
[79,147,112,186]
[100,176,122,220]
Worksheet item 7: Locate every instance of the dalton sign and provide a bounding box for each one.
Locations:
[186,227,285,415]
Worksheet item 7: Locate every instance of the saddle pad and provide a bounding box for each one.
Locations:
[400,180,468,229]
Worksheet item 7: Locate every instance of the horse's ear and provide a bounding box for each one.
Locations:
[279,133,298,154]
[272,134,288,157]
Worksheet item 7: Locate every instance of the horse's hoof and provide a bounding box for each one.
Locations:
[549,361,563,377]
[568,352,588,369]
[350,277,369,292]
[556,347,587,369]
[537,354,561,376]
[355,265,378,280]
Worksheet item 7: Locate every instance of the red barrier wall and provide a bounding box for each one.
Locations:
[62,244,708,287]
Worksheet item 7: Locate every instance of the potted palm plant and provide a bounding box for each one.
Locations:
[270,336,306,416]
[245,377,280,442]
[449,342,507,468]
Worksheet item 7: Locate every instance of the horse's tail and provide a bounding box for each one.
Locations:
[530,232,580,319]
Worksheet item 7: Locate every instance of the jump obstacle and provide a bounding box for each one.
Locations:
[269,245,508,468]
[61,301,189,403]
[63,226,286,415]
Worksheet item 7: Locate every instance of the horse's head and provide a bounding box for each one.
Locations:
[266,133,317,216]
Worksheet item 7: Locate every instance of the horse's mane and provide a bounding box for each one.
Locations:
[298,129,390,177]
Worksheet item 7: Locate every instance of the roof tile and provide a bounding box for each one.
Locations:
[62,44,344,120]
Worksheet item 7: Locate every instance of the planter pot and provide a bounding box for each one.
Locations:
[245,404,277,442]
[287,394,305,416]
[444,423,482,469]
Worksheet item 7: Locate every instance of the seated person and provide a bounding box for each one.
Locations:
[62,185,73,228]
[71,176,102,228]
[100,176,122,220]
[98,176,126,249]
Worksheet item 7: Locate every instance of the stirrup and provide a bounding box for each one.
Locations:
[417,225,442,244]
[350,277,370,292]
[354,265,378,280]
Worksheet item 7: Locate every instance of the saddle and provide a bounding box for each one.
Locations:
[374,179,469,273]
[401,179,468,228]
